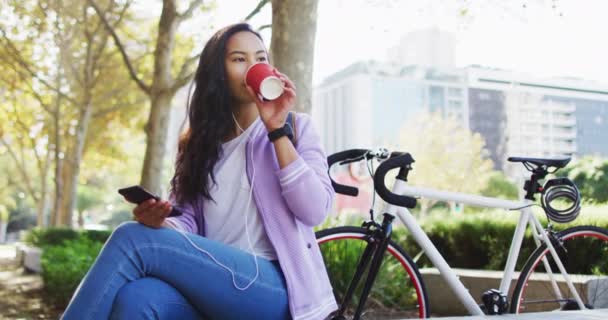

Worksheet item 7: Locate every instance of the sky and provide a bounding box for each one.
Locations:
[176,0,608,86]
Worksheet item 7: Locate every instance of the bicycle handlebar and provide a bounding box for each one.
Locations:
[327,149,369,196]
[373,153,418,209]
[327,148,418,208]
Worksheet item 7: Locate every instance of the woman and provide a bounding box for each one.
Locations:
[62,23,337,320]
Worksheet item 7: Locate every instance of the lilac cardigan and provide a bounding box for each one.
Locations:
[166,113,338,320]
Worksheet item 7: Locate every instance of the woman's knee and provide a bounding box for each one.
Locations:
[109,221,151,244]
[111,279,152,319]
[110,278,201,320]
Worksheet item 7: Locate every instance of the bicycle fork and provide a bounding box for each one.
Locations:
[335,213,396,320]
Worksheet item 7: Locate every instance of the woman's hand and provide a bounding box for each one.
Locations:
[132,199,172,229]
[246,69,297,131]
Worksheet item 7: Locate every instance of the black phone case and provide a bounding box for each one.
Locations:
[118,185,159,204]
[118,185,182,217]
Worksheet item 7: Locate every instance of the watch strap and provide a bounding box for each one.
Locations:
[268,122,294,142]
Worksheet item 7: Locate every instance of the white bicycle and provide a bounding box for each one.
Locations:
[316,148,608,319]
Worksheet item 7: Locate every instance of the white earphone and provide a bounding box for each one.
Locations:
[171,112,260,290]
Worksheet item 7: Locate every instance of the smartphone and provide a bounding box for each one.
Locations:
[118,185,182,217]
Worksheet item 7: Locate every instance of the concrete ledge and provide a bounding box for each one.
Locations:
[17,244,42,273]
[420,268,608,316]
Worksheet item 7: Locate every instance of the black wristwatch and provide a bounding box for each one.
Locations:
[267,122,294,142]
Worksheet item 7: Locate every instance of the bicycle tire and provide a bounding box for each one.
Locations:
[316,226,430,319]
[511,225,608,313]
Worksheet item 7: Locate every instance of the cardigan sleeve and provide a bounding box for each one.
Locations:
[275,113,335,226]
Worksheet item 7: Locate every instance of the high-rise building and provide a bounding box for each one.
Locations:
[314,63,608,173]
[313,62,467,155]
[466,66,608,171]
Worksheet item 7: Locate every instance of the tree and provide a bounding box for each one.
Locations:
[89,0,209,195]
[394,113,494,215]
[559,156,608,203]
[268,0,319,114]
[244,0,319,114]
[1,0,148,227]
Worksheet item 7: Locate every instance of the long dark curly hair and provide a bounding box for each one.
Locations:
[170,23,264,204]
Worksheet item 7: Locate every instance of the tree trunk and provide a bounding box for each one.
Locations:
[270,0,319,114]
[57,101,93,227]
[89,0,201,195]
[140,0,179,195]
[51,88,63,227]
[36,186,50,227]
[0,221,6,243]
[36,145,52,227]
[140,92,175,195]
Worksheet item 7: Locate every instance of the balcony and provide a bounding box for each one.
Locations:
[552,117,577,127]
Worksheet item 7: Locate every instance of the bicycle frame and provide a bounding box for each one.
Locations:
[381,177,587,315]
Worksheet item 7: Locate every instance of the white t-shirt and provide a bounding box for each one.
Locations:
[202,117,278,260]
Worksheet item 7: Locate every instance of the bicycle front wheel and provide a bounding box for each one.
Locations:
[511,225,608,313]
[316,226,429,319]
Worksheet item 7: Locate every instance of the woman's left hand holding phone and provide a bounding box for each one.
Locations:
[132,199,172,229]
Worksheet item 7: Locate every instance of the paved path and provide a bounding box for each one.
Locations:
[0,244,16,264]
[0,243,63,319]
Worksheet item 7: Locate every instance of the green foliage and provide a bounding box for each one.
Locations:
[25,227,78,248]
[24,227,111,306]
[480,171,519,200]
[40,236,104,305]
[323,206,608,275]
[558,156,608,203]
[394,113,495,215]
[0,204,9,222]
[24,227,111,248]
[6,194,37,233]
[76,185,104,214]
[319,233,418,311]
[402,211,536,270]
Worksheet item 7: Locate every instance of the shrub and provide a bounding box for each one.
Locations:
[24,227,111,248]
[22,227,112,307]
[318,207,608,314]
[322,207,608,274]
[24,227,79,248]
[40,235,104,305]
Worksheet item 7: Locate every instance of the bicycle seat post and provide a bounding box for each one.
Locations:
[523,166,548,201]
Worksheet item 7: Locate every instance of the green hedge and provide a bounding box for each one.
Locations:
[392,209,608,271]
[23,227,112,306]
[319,208,608,312]
[320,208,608,283]
[40,235,104,305]
[24,227,112,248]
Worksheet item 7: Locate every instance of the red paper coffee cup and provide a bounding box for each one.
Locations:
[245,63,285,101]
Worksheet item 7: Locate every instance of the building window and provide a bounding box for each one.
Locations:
[478,92,491,100]
[448,100,462,109]
[448,87,462,97]
[429,86,444,112]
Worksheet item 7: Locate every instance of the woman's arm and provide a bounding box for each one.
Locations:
[274,113,335,226]
[165,193,199,234]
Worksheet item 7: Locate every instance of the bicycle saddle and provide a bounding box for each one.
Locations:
[507,156,571,169]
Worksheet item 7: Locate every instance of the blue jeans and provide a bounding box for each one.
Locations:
[61,221,290,319]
